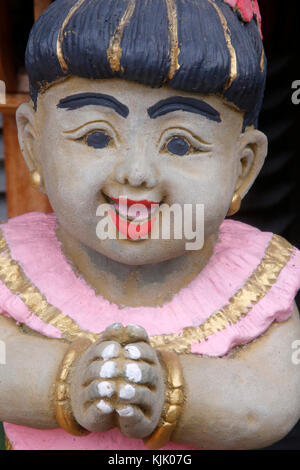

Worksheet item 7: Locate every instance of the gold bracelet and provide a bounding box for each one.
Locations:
[55,338,92,436]
[144,350,185,450]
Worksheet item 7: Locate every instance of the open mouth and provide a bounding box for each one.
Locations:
[101,192,164,239]
[102,192,162,223]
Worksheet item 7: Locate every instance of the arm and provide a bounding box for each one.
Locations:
[173,303,300,449]
[0,315,68,429]
[1,306,300,449]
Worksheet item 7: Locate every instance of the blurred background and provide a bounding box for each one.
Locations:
[0,0,299,451]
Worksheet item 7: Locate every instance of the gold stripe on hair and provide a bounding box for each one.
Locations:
[107,0,136,73]
[207,0,237,90]
[56,0,87,73]
[165,0,180,80]
[260,48,265,73]
[0,229,97,343]
[150,234,294,353]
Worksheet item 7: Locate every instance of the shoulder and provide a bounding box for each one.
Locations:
[0,212,56,246]
[231,302,300,360]
[0,212,58,287]
[186,220,300,357]
[0,212,58,268]
[0,212,59,321]
[221,219,300,323]
[218,219,299,280]
[216,220,300,303]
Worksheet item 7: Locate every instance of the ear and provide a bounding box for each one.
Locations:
[16,102,46,192]
[235,128,268,198]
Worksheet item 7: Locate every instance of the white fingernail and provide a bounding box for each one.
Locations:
[119,384,136,400]
[101,344,120,360]
[117,406,134,417]
[125,363,142,383]
[97,381,115,398]
[111,323,123,330]
[100,361,118,378]
[125,345,141,360]
[96,400,113,414]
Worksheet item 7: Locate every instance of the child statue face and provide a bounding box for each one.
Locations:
[17,77,267,265]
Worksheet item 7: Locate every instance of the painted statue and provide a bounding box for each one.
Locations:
[0,0,300,450]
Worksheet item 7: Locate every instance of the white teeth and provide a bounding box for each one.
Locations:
[116,203,151,221]
[110,198,160,222]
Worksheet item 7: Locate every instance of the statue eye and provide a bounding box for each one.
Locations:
[85,131,111,149]
[166,137,190,156]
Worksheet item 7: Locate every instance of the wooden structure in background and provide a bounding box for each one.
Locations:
[0,0,53,218]
[34,0,53,21]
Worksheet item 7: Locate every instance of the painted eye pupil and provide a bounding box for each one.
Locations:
[86,131,111,149]
[166,137,190,156]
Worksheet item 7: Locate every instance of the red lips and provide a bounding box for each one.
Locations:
[107,195,160,240]
[110,196,160,208]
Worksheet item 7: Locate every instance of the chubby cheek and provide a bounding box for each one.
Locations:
[40,138,111,214]
[202,186,232,236]
[163,157,236,234]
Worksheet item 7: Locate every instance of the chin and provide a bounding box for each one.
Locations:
[94,238,187,266]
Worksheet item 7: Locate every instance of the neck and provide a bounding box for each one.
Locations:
[56,227,218,308]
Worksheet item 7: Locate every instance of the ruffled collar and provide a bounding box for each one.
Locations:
[0,213,297,356]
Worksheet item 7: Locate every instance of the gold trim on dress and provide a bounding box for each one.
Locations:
[0,228,294,354]
[0,229,97,343]
[165,0,180,80]
[207,0,237,90]
[107,0,136,73]
[56,0,87,73]
[150,234,294,353]
[5,435,13,450]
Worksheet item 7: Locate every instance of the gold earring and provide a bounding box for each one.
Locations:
[30,170,42,188]
[227,192,242,217]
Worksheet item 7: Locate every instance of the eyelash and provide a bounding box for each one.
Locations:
[160,130,212,156]
[64,121,118,147]
[64,124,212,156]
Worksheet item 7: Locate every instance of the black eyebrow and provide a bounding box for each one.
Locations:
[57,93,129,118]
[147,96,221,122]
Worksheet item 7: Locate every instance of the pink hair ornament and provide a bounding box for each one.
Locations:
[224,0,262,38]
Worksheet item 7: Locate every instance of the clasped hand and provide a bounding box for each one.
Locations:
[70,323,165,439]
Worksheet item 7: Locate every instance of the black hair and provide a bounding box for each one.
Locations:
[26,0,266,129]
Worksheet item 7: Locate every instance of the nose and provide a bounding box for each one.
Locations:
[115,154,159,188]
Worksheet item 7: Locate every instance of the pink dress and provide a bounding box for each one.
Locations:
[0,212,299,450]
